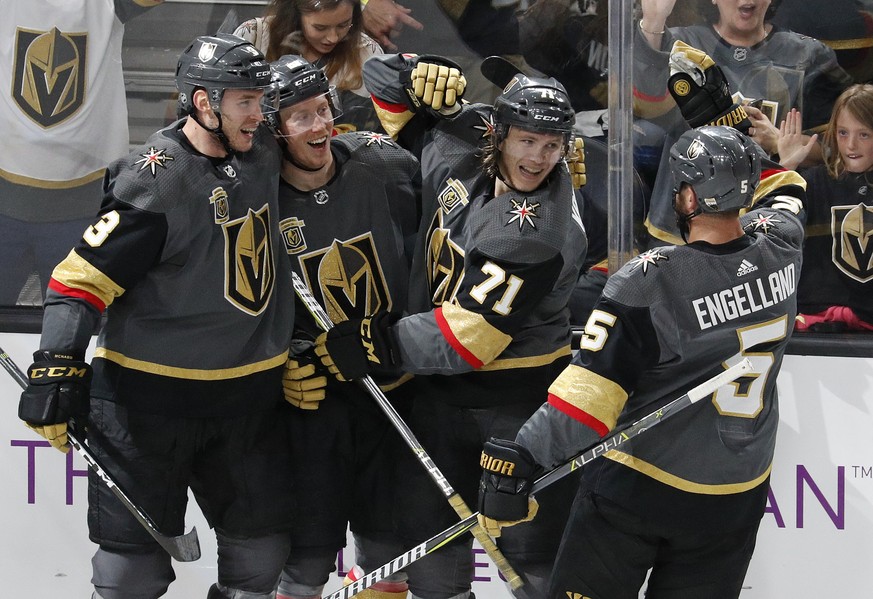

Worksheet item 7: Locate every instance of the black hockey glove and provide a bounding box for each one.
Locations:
[401,55,467,116]
[668,41,751,132]
[314,312,401,382]
[477,438,541,538]
[19,350,92,453]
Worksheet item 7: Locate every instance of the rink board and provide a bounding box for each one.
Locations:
[1,332,871,597]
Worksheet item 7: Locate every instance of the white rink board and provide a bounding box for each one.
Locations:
[1,332,871,598]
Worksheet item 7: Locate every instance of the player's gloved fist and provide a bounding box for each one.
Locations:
[283,354,328,410]
[477,438,541,538]
[18,350,92,453]
[405,55,466,115]
[567,137,586,189]
[314,312,400,382]
[667,41,750,132]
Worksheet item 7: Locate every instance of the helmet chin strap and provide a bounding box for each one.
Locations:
[190,111,235,157]
[673,194,702,243]
[282,145,327,173]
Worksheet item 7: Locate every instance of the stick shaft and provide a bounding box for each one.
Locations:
[323,358,753,599]
[291,272,522,588]
[0,348,200,561]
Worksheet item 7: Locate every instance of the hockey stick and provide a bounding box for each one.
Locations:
[480,55,524,90]
[290,272,523,590]
[324,358,754,599]
[0,347,201,562]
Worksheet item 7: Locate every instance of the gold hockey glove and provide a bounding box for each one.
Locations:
[567,137,586,189]
[668,41,751,132]
[282,356,328,410]
[405,56,467,115]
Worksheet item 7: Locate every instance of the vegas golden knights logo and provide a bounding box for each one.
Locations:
[831,203,873,283]
[299,233,392,324]
[279,217,307,254]
[426,210,465,306]
[13,27,87,128]
[223,205,275,315]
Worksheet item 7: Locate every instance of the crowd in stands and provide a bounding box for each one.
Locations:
[5,0,872,333]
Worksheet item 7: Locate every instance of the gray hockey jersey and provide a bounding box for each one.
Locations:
[42,121,294,416]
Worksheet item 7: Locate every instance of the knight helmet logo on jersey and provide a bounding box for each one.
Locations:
[13,27,87,129]
[831,203,873,283]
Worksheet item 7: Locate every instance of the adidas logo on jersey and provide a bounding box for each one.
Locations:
[737,259,758,277]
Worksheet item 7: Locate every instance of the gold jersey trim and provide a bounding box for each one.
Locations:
[378,372,414,391]
[478,345,572,372]
[548,364,627,430]
[605,450,773,494]
[53,250,125,307]
[440,301,512,366]
[94,348,289,380]
[372,103,415,139]
[0,165,105,189]
[753,170,807,203]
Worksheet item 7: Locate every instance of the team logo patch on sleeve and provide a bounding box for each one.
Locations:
[13,27,86,128]
[279,217,307,255]
[506,198,540,230]
[438,178,470,213]
[135,147,175,176]
[630,248,669,274]
[358,131,396,147]
[744,213,780,234]
[473,113,496,139]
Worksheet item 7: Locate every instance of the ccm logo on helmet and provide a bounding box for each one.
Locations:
[295,73,317,86]
[533,114,560,122]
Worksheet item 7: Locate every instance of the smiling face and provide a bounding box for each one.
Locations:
[300,2,355,58]
[496,127,565,192]
[218,88,266,152]
[278,93,335,170]
[836,108,873,173]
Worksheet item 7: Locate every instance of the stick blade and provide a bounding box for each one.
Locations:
[480,55,522,90]
[158,526,201,562]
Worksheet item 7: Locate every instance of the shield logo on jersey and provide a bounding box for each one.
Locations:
[437,178,470,214]
[426,211,465,306]
[13,27,86,128]
[209,187,230,224]
[280,217,307,254]
[223,205,275,315]
[299,234,392,323]
[831,203,873,283]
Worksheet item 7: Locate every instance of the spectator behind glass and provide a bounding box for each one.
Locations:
[234,0,384,132]
[0,0,164,306]
[633,0,853,246]
[778,85,873,332]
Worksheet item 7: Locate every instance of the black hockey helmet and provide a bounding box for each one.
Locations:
[493,75,576,142]
[669,125,761,213]
[175,34,273,116]
[264,54,342,132]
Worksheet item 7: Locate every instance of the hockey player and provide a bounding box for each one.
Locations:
[476,124,807,598]
[633,0,851,246]
[313,54,588,599]
[265,55,421,599]
[17,35,295,599]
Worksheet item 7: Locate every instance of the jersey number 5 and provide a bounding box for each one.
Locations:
[714,315,788,418]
